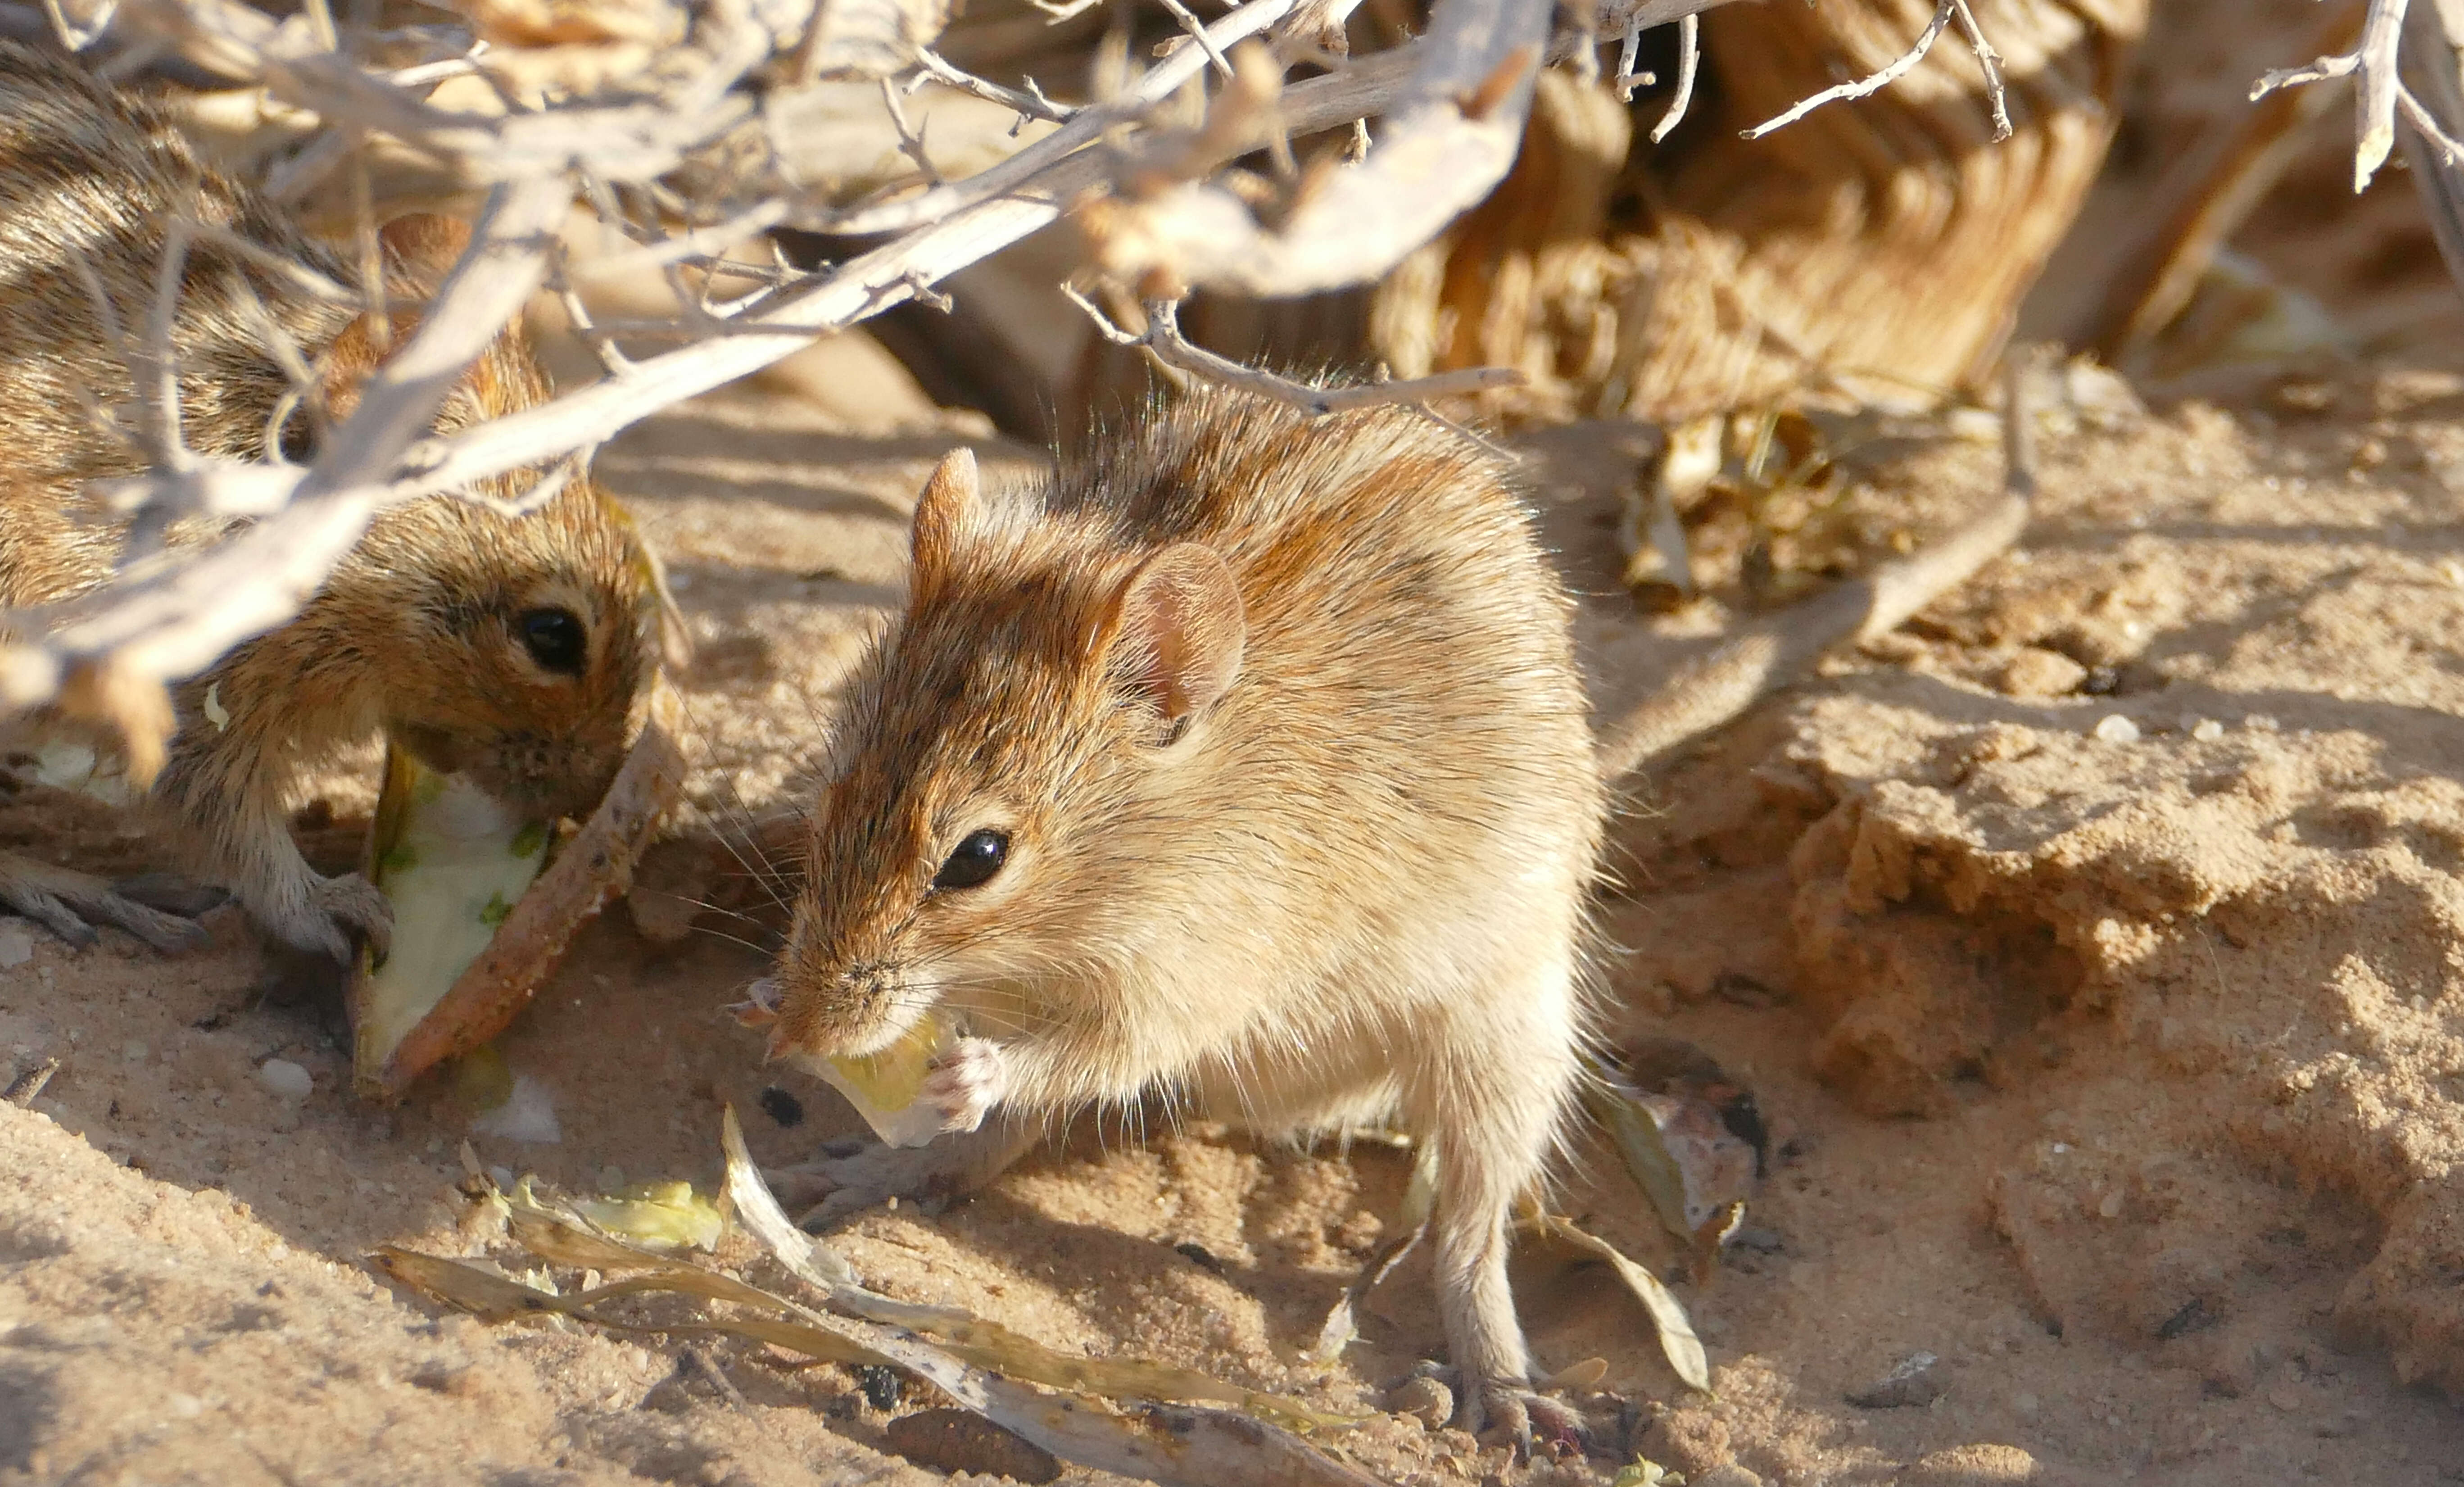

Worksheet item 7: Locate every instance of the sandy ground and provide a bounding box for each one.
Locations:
[7,323,2464,1485]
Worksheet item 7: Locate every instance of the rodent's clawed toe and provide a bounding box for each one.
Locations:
[244,870,392,965]
[0,852,212,954]
[1466,1381,1586,1463]
[302,872,394,962]
[921,1037,1008,1134]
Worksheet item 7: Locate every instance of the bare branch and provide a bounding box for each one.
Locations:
[76,38,1423,559]
[1080,0,1554,298]
[912,47,1076,123]
[2251,52,2362,96]
[1740,0,1960,142]
[2356,0,2412,190]
[2252,0,2436,195]
[1611,24,1649,101]
[879,74,944,185]
[1067,288,1526,412]
[815,0,1304,237]
[1648,11,1698,142]
[1155,0,1236,82]
[137,218,196,474]
[1948,0,2010,141]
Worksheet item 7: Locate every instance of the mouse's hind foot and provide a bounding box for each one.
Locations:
[1451,1371,1586,1461]
[0,852,214,954]
[769,1118,1039,1229]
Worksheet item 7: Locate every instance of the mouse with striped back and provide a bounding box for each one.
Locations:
[747,388,1606,1447]
[0,42,661,962]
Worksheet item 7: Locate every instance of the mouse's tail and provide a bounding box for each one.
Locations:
[1590,351,2044,788]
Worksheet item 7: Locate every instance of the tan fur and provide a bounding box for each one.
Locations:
[0,42,656,959]
[765,390,1603,1440]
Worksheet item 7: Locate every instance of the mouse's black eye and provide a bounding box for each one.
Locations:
[932,829,1009,891]
[517,607,588,675]
[275,406,318,463]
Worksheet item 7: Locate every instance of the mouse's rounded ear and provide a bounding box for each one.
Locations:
[378,213,474,276]
[908,448,980,607]
[1101,541,1246,737]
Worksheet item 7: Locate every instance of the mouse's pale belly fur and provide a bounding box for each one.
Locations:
[768,388,1604,1438]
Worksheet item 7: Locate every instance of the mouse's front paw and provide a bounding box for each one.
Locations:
[921,1037,1007,1134]
[258,872,394,963]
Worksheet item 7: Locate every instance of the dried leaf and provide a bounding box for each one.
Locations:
[412,1115,1390,1487]
[718,1107,1354,1433]
[1609,1459,1686,1487]
[717,1102,861,1290]
[1582,1051,1695,1244]
[1526,1211,1711,1394]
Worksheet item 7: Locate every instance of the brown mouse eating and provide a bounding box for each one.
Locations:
[0,42,660,961]
[750,387,1606,1444]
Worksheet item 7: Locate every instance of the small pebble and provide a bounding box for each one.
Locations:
[1997,648,2086,698]
[2093,714,2140,744]
[1694,1468,1764,1487]
[1847,1351,1945,1409]
[256,1059,314,1102]
[0,920,33,969]
[856,1364,902,1413]
[2190,718,2225,741]
[1385,1374,1454,1428]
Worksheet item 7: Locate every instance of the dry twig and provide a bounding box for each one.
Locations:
[1066,287,1526,411]
[2251,0,2426,192]
[1740,0,2011,143]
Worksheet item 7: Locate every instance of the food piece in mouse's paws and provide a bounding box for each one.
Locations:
[350,748,553,1097]
[348,690,684,1101]
[792,1012,956,1149]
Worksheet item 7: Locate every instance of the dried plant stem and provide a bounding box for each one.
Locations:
[1740,0,2011,143]
[1649,11,1698,142]
[2251,0,2434,193]
[1069,289,1525,411]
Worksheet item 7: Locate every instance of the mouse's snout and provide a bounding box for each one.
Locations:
[458,726,627,824]
[765,912,912,1060]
